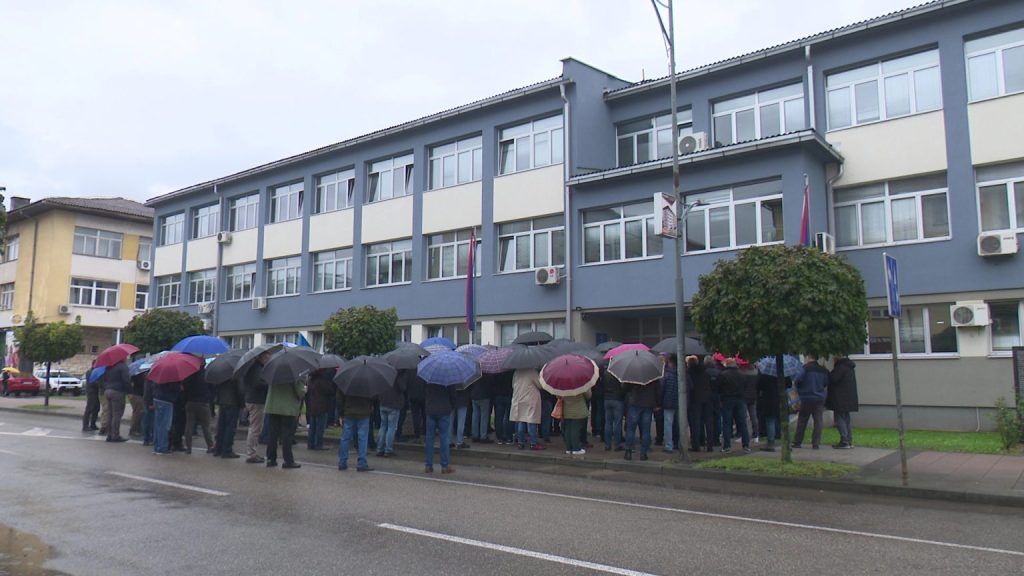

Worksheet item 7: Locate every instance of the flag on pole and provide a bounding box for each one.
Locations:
[799,174,811,246]
[466,228,476,332]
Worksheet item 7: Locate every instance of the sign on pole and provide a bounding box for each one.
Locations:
[654,192,678,238]
[883,252,909,487]
[884,252,900,318]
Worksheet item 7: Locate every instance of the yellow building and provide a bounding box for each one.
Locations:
[0,197,154,374]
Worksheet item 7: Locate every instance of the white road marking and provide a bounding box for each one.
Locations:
[372,471,1024,558]
[379,523,658,576]
[23,427,51,436]
[0,431,78,440]
[0,448,18,456]
[107,472,229,496]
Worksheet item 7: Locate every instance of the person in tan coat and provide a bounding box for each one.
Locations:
[509,368,544,450]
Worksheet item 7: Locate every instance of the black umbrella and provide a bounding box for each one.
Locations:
[232,343,284,379]
[204,349,247,385]
[382,347,428,370]
[502,344,558,371]
[317,354,345,371]
[595,341,623,353]
[259,347,321,386]
[396,341,430,356]
[651,337,708,356]
[512,331,553,346]
[542,340,605,365]
[334,356,397,398]
[607,349,664,386]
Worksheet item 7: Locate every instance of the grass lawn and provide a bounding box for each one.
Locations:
[816,427,1006,454]
[20,404,71,411]
[696,457,858,479]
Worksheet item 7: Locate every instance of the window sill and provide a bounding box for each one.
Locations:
[826,108,944,133]
[363,194,413,206]
[423,275,481,283]
[312,207,355,217]
[311,287,353,294]
[495,266,565,276]
[72,253,123,260]
[836,236,951,252]
[495,163,564,179]
[850,353,960,360]
[229,226,258,234]
[988,351,1015,359]
[426,180,482,193]
[187,302,216,306]
[684,241,785,257]
[68,304,120,310]
[157,243,183,248]
[968,90,1024,106]
[578,255,663,267]
[266,293,300,300]
[363,281,412,290]
[190,234,217,241]
[267,218,303,225]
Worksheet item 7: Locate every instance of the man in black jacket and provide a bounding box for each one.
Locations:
[214,373,245,458]
[183,367,214,454]
[104,360,131,442]
[243,351,272,463]
[716,358,750,453]
[828,355,859,449]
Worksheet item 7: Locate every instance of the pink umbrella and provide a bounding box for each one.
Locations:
[148,352,203,385]
[539,354,599,397]
[603,343,650,360]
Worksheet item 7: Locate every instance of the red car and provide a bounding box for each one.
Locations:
[4,372,41,397]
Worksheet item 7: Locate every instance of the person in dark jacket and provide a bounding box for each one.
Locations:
[142,378,155,446]
[183,366,214,454]
[338,388,375,472]
[404,373,426,442]
[756,371,783,452]
[491,370,514,445]
[660,354,680,453]
[686,356,715,452]
[706,356,723,446]
[243,351,272,463]
[306,369,334,451]
[623,378,661,461]
[214,372,245,458]
[128,372,146,437]
[469,372,492,444]
[376,369,407,457]
[792,355,829,449]
[740,361,760,443]
[152,379,181,454]
[827,355,859,449]
[424,380,456,473]
[451,387,471,449]
[716,358,750,453]
[1,370,9,397]
[104,360,131,442]
[602,371,626,451]
[82,365,100,432]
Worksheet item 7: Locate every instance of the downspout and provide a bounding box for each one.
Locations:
[213,184,223,336]
[560,82,572,339]
[26,217,38,315]
[805,46,816,131]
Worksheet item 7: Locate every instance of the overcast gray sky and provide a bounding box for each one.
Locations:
[0,0,919,204]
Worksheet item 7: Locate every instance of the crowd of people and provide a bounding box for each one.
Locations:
[78,348,859,471]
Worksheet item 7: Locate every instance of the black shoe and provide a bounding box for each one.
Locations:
[282,462,301,469]
[640,452,649,461]
[356,466,373,472]
[245,456,265,464]
[790,443,802,449]
[266,460,278,468]
[338,464,348,471]
[222,452,241,459]
[376,451,385,457]
[624,450,633,461]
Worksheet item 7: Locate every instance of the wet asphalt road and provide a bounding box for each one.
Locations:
[0,411,1022,576]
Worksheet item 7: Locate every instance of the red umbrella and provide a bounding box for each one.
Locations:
[603,343,650,360]
[539,354,599,397]
[95,343,139,368]
[148,352,203,384]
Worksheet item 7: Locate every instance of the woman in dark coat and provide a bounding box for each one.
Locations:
[306,369,334,450]
[756,371,784,452]
[827,356,859,449]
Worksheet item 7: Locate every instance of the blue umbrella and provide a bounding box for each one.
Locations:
[757,355,804,378]
[421,336,456,351]
[171,335,229,356]
[129,351,172,376]
[455,344,487,358]
[88,366,107,383]
[417,351,480,388]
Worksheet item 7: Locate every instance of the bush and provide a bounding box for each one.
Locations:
[323,305,399,359]
[993,397,1023,451]
[123,309,206,354]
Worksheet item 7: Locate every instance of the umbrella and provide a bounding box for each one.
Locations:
[334,356,397,398]
[478,347,515,374]
[259,347,321,386]
[757,354,804,378]
[317,354,345,371]
[539,355,600,397]
[396,341,429,354]
[512,331,553,346]
[603,343,650,360]
[232,343,284,379]
[543,340,605,364]
[128,351,170,377]
[595,341,623,353]
[87,366,107,383]
[607,349,664,385]
[148,352,203,385]
[204,349,247,384]
[417,351,481,388]
[424,343,453,354]
[95,343,139,368]
[651,337,708,356]
[420,336,456,351]
[1,367,19,373]
[382,347,428,370]
[171,335,230,356]
[456,344,487,358]
[502,344,558,371]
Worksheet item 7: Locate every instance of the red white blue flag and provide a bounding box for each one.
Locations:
[799,174,811,246]
[466,228,476,332]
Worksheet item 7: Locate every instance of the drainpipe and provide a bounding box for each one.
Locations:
[26,217,38,316]
[213,184,223,336]
[805,46,816,131]
[560,82,572,339]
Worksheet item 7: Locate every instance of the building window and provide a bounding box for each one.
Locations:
[498,215,565,272]
[966,27,1024,102]
[187,269,216,305]
[627,316,679,348]
[498,115,564,175]
[397,325,412,343]
[229,193,260,231]
[862,305,957,355]
[827,49,941,130]
[368,154,414,203]
[310,331,325,353]
[264,332,299,345]
[73,227,123,259]
[977,162,1024,233]
[159,213,185,246]
[617,110,693,167]
[427,230,480,280]
[583,200,663,264]
[713,83,804,146]
[834,173,949,248]
[266,256,301,297]
[135,284,149,310]
[683,179,785,253]
[227,334,254,350]
[156,275,181,307]
[70,278,119,308]
[137,237,152,263]
[191,204,220,239]
[499,319,567,346]
[426,323,481,346]
[270,182,303,223]
[3,235,19,262]
[365,240,412,287]
[429,136,483,189]
[225,263,256,302]
[312,249,352,292]
[990,301,1022,352]
[315,169,355,214]
[0,283,13,311]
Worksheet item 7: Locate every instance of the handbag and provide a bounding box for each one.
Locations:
[551,398,564,420]
[786,387,802,413]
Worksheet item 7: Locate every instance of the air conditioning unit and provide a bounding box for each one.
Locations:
[251,297,268,311]
[950,301,990,327]
[137,260,152,271]
[57,304,71,316]
[977,232,1018,256]
[197,303,214,315]
[534,267,560,286]
[217,231,232,245]
[814,232,836,255]
[678,131,708,155]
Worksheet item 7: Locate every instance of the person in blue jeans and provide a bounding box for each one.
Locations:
[306,370,334,451]
[338,390,374,472]
[451,387,470,449]
[151,380,181,454]
[716,358,750,453]
[602,371,626,451]
[423,380,456,473]
[470,373,492,444]
[624,378,661,460]
[376,369,406,457]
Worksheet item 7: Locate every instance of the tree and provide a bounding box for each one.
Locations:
[691,245,868,462]
[123,309,205,355]
[15,313,84,406]
[324,305,399,359]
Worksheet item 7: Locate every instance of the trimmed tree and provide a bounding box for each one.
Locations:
[691,245,868,463]
[324,305,399,359]
[123,309,205,355]
[15,313,84,407]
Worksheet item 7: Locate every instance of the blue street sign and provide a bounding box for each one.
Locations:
[883,253,900,318]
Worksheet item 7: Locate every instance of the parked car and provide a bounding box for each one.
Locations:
[5,371,41,397]
[33,369,83,396]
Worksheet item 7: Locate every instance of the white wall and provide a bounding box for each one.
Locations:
[153,244,183,277]
[67,306,139,330]
[309,209,355,252]
[185,236,218,271]
[969,92,1024,166]
[422,182,482,234]
[826,111,947,186]
[222,228,258,266]
[70,255,137,283]
[73,214,152,238]
[0,262,15,285]
[263,219,303,259]
[493,164,564,223]
[362,195,413,244]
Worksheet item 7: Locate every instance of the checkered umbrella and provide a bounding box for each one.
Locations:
[757,355,804,378]
[417,350,480,388]
[421,336,456,351]
[478,347,516,374]
[456,344,487,358]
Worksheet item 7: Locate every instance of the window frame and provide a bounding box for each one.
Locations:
[187,269,217,305]
[854,304,959,358]
[582,200,663,265]
[159,213,185,246]
[712,83,805,146]
[229,193,260,232]
[497,115,564,175]
[227,334,254,350]
[682,180,786,254]
[269,182,303,224]
[965,27,1024,102]
[155,275,181,308]
[616,110,693,167]
[137,237,152,263]
[312,248,353,293]
[976,167,1024,234]
[3,235,19,263]
[498,319,567,346]
[367,154,414,203]
[364,239,413,287]
[429,135,483,190]
[265,256,302,298]
[426,229,481,281]
[314,169,356,214]
[191,204,220,240]
[224,263,256,302]
[497,216,566,273]
[69,278,119,308]
[989,300,1024,355]
[73,227,124,259]
[134,284,149,310]
[0,283,14,311]
[425,323,481,346]
[833,176,951,250]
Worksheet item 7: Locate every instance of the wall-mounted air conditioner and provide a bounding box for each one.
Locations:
[534,267,560,286]
[814,232,835,255]
[977,232,1018,256]
[950,301,989,327]
[137,260,152,271]
[677,132,708,155]
[217,231,232,245]
[251,297,268,311]
[197,303,214,315]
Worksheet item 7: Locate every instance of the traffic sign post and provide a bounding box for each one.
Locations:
[883,253,909,486]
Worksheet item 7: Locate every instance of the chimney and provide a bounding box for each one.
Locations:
[10,197,30,211]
